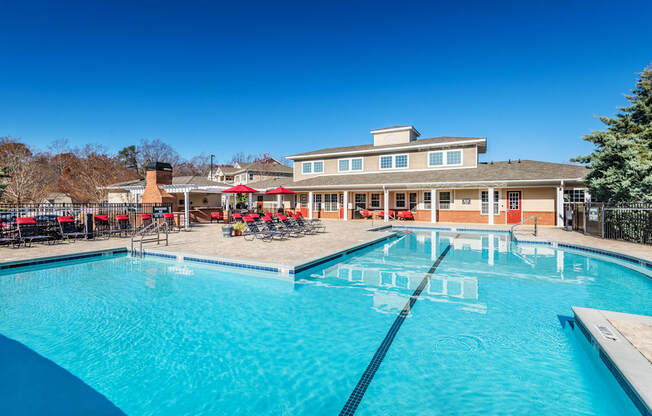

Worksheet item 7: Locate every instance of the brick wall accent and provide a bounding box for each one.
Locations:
[522,211,555,226]
[438,210,486,223]
[142,169,175,206]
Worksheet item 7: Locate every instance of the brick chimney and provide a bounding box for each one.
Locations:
[141,162,175,206]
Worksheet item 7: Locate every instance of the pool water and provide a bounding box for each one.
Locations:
[0,230,650,415]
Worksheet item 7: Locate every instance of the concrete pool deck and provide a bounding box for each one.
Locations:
[573,307,652,415]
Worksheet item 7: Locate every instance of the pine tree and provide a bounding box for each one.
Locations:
[573,64,652,203]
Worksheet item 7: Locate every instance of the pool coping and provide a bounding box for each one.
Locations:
[573,307,652,416]
[0,247,128,270]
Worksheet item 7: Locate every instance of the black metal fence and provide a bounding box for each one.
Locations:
[569,202,652,245]
[0,202,172,233]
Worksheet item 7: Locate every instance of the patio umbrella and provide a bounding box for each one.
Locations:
[222,184,259,212]
[265,186,295,210]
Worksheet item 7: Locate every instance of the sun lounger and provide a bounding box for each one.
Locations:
[397,211,414,220]
[276,213,304,237]
[361,209,373,219]
[0,221,18,247]
[242,216,278,241]
[57,216,86,241]
[261,216,289,239]
[116,215,136,236]
[140,214,153,228]
[17,217,52,247]
[163,213,177,231]
[210,211,224,223]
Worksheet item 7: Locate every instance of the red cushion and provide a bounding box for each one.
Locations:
[262,217,272,222]
[17,217,37,225]
[243,216,254,223]
[232,213,242,219]
[57,216,75,223]
[116,215,130,221]
[163,213,174,219]
[278,214,287,220]
[140,214,152,220]
[94,215,109,221]
[210,211,223,218]
[250,213,259,218]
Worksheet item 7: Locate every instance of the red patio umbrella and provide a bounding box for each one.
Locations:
[265,186,296,194]
[222,184,259,194]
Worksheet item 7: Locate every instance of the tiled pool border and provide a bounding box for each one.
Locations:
[573,307,652,416]
[0,248,128,270]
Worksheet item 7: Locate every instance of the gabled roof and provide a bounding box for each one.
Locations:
[287,136,486,159]
[280,160,587,189]
[105,176,229,189]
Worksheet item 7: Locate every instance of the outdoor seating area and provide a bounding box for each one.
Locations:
[227,210,325,241]
[358,209,414,220]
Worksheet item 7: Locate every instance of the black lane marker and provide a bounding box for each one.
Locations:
[339,235,458,416]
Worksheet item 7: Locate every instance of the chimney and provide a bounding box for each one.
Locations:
[370,125,420,147]
[141,161,176,206]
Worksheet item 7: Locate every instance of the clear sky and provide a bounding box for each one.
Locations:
[1,1,650,164]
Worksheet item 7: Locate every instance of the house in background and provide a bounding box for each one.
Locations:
[42,192,78,205]
[284,125,588,225]
[211,156,293,185]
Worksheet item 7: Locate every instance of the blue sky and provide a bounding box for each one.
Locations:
[1,1,650,164]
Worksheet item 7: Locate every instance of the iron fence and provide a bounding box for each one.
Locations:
[0,202,172,234]
[569,202,652,245]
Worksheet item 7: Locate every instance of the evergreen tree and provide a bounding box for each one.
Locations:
[573,64,652,203]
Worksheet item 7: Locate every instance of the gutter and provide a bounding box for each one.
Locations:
[287,177,585,190]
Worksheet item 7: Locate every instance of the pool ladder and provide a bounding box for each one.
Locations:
[510,215,538,240]
[131,221,169,257]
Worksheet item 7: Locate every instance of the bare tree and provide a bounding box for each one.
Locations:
[137,138,181,171]
[0,138,49,203]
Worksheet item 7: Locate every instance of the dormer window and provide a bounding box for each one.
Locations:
[428,149,463,167]
[302,161,324,174]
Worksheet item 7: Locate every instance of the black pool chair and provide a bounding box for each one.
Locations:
[57,216,86,242]
[16,217,52,247]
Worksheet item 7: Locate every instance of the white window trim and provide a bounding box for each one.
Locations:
[337,157,364,173]
[438,190,452,210]
[479,189,501,215]
[370,193,381,209]
[395,192,407,209]
[302,160,325,175]
[379,153,410,170]
[428,149,464,167]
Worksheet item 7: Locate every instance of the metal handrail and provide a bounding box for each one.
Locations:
[510,215,538,239]
[130,221,169,257]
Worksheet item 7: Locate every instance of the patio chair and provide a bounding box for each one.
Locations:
[0,221,18,247]
[293,213,324,233]
[210,211,224,223]
[231,213,244,223]
[242,216,276,241]
[140,214,153,229]
[397,211,414,221]
[261,216,289,239]
[57,216,86,241]
[116,214,136,237]
[16,217,52,247]
[276,213,304,237]
[94,215,119,238]
[361,209,373,219]
[163,213,177,232]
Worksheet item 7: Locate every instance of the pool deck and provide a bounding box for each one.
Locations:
[573,307,652,415]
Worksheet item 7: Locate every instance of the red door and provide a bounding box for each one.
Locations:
[507,191,522,224]
[339,193,345,219]
[299,194,308,217]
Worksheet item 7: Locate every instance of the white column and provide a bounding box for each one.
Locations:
[276,194,282,210]
[488,233,495,266]
[343,191,348,221]
[184,191,190,230]
[308,191,313,220]
[247,194,253,211]
[556,185,564,227]
[488,187,494,225]
[383,189,389,222]
[431,189,437,223]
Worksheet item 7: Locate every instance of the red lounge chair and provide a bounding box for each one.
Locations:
[231,213,243,223]
[57,216,86,241]
[140,214,153,228]
[163,213,177,231]
[361,209,373,219]
[116,214,135,236]
[397,211,414,220]
[16,217,51,247]
[210,211,224,223]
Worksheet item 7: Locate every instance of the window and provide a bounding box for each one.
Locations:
[302,161,324,174]
[370,193,381,209]
[481,190,500,214]
[351,158,362,171]
[409,192,417,210]
[300,194,308,207]
[313,193,322,211]
[324,194,338,211]
[380,156,393,169]
[429,152,443,166]
[428,149,463,167]
[339,159,349,172]
[447,150,462,165]
[395,193,406,209]
[439,191,451,210]
[354,193,366,211]
[248,172,254,181]
[424,192,432,209]
[380,154,408,170]
[564,189,586,203]
[338,157,363,172]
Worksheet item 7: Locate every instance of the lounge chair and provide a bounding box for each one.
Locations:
[94,215,119,238]
[378,210,396,220]
[231,213,244,223]
[242,216,277,241]
[163,213,177,231]
[210,211,224,223]
[16,217,52,247]
[0,221,18,247]
[361,209,373,219]
[261,216,289,239]
[293,213,324,233]
[276,213,304,237]
[116,214,136,236]
[397,211,414,221]
[140,214,153,228]
[57,216,86,241]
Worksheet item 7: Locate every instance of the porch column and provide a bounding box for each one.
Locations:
[308,191,313,220]
[488,187,494,225]
[431,189,437,223]
[276,194,282,210]
[556,184,564,227]
[383,189,389,222]
[247,194,253,211]
[343,191,348,221]
[184,191,190,231]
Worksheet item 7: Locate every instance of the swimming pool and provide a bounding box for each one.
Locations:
[0,230,650,415]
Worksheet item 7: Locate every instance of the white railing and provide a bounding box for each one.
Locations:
[510,216,538,239]
[130,221,169,257]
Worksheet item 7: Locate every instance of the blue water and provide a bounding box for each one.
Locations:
[0,230,650,415]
